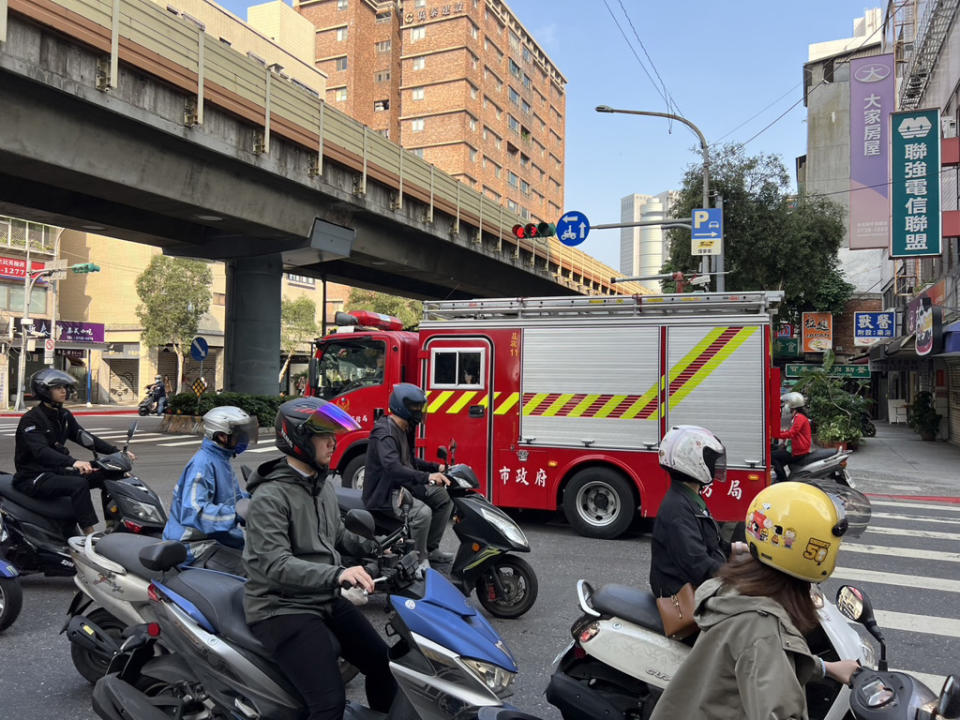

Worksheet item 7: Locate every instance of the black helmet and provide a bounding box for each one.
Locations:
[274,397,360,470]
[389,383,427,424]
[31,369,77,406]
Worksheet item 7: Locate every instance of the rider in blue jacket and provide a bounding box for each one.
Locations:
[163,406,258,573]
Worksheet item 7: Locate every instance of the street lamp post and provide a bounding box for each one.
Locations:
[595,105,712,279]
[14,267,53,411]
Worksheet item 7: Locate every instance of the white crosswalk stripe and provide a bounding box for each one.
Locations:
[869,499,960,513]
[158,439,203,447]
[864,525,959,541]
[832,567,960,593]
[870,511,960,526]
[841,543,960,563]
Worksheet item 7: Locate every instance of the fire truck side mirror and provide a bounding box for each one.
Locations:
[334,311,358,327]
[308,357,319,392]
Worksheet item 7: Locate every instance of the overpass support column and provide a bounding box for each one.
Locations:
[224,254,282,395]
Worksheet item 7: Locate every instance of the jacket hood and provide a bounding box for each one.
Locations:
[246,456,327,495]
[201,436,237,460]
[694,577,800,635]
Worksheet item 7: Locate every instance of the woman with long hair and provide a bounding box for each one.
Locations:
[650,482,861,720]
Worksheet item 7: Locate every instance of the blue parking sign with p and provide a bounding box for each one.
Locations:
[691,208,722,256]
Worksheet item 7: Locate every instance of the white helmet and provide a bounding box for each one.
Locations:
[202,406,259,454]
[658,425,726,486]
[782,392,806,410]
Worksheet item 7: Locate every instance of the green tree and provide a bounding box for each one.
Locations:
[662,145,853,326]
[279,295,318,384]
[136,255,212,394]
[345,288,422,329]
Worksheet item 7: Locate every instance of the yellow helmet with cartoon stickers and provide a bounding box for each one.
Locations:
[744,482,848,583]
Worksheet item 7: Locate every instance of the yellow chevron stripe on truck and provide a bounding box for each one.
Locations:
[669,326,758,408]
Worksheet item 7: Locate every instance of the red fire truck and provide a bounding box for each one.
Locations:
[307,292,784,539]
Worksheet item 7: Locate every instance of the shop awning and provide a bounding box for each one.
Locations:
[56,341,109,351]
[936,321,960,357]
[869,333,915,360]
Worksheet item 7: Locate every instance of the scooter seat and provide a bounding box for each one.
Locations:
[0,474,77,521]
[336,487,403,534]
[95,533,166,580]
[590,584,664,633]
[789,448,837,468]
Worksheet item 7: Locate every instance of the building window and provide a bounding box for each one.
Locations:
[336,27,348,41]
[520,153,529,168]
[335,88,347,101]
[494,164,501,178]
[286,274,316,287]
[410,27,425,42]
[379,128,390,139]
[521,99,530,115]
[508,87,520,107]
[520,179,529,195]
[335,56,348,71]
[469,148,478,162]
[412,87,424,101]
[522,73,531,89]
[508,31,520,53]
[508,171,518,188]
[375,11,391,22]
[412,56,425,71]
[507,199,517,211]
[522,47,532,64]
[213,292,226,306]
[374,70,390,83]
[468,116,477,131]
[411,118,425,132]
[470,24,478,39]
[375,40,391,52]
[508,115,520,133]
[415,0,426,6]
[470,85,478,99]
[509,59,521,80]
[374,99,389,111]
[337,0,347,8]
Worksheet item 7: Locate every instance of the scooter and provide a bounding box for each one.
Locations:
[546,482,873,720]
[137,391,158,417]
[89,508,519,720]
[337,441,538,618]
[0,422,167,631]
[787,447,855,487]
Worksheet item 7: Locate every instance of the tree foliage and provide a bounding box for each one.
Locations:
[345,288,423,329]
[279,295,318,383]
[662,145,853,326]
[136,255,212,393]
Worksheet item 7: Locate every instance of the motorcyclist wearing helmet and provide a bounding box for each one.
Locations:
[13,369,134,535]
[362,383,454,566]
[649,426,747,601]
[149,374,167,415]
[772,391,812,483]
[163,406,257,572]
[649,482,861,720]
[243,397,396,720]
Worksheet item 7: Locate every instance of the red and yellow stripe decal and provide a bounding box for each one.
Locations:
[424,326,757,417]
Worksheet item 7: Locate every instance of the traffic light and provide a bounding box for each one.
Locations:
[71,263,101,274]
[511,222,557,239]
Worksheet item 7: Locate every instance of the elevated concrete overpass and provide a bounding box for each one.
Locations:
[0,0,640,392]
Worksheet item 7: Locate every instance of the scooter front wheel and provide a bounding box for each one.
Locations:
[475,555,538,619]
[0,576,23,631]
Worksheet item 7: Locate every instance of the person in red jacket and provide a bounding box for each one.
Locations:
[772,392,812,482]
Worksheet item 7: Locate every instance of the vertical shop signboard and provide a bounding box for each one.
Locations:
[802,312,833,353]
[891,108,941,258]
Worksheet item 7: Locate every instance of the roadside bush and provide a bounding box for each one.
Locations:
[166,392,286,429]
[791,352,870,448]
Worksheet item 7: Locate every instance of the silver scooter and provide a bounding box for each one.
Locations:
[787,447,855,487]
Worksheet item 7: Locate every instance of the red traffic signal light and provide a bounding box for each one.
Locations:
[511,222,556,239]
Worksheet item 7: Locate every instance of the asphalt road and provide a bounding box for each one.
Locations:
[0,415,957,719]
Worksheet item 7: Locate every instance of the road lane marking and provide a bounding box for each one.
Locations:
[158,439,202,447]
[832,566,960,593]
[871,512,960,526]
[245,446,282,453]
[869,500,960,513]
[842,543,960,563]
[873,610,960,638]
[865,526,960,541]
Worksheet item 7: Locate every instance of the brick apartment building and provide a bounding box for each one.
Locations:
[299,0,566,226]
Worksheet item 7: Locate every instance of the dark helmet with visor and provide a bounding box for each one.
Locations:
[389,383,427,424]
[31,368,77,406]
[275,397,360,470]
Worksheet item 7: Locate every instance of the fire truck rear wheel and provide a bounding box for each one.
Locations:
[563,468,635,539]
[341,456,366,491]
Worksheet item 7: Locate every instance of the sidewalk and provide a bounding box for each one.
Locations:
[0,403,139,417]
[847,421,960,500]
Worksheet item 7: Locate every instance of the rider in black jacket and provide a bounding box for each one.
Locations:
[649,425,746,598]
[14,369,132,534]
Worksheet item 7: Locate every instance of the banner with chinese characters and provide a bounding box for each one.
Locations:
[891,108,941,258]
[849,55,895,250]
[802,312,833,353]
[853,311,895,346]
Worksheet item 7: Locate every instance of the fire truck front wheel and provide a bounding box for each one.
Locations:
[341,455,366,491]
[563,468,636,539]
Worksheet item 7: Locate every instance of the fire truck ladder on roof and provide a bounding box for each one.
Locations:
[422,292,784,321]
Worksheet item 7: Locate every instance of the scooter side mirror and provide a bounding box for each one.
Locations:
[127,421,139,440]
[344,509,377,539]
[396,488,413,513]
[240,465,253,485]
[837,585,887,669]
[77,431,97,450]
[437,446,448,461]
[938,675,960,719]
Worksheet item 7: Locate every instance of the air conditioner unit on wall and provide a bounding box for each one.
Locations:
[942,117,958,139]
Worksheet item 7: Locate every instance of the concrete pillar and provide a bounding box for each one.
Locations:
[224,254,282,395]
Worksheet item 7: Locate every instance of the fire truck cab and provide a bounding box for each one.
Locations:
[309,292,783,539]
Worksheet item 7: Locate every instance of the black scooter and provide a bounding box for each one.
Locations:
[0,422,167,631]
[336,441,538,618]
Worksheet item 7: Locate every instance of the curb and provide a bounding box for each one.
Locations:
[0,409,139,417]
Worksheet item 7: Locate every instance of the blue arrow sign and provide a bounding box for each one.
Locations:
[556,210,590,247]
[691,208,723,256]
[190,336,209,362]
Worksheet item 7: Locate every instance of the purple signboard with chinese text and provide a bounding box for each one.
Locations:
[57,321,105,343]
[849,55,895,250]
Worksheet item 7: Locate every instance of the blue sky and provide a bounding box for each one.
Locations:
[220,0,880,270]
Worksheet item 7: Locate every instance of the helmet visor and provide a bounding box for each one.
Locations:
[809,480,872,539]
[229,417,260,449]
[303,403,361,436]
[704,447,727,484]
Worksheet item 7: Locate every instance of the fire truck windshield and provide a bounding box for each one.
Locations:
[317,339,386,400]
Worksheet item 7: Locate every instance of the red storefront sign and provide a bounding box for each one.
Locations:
[0,256,48,280]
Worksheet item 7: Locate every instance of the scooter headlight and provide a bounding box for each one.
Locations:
[461,657,516,697]
[117,497,165,525]
[478,506,528,549]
